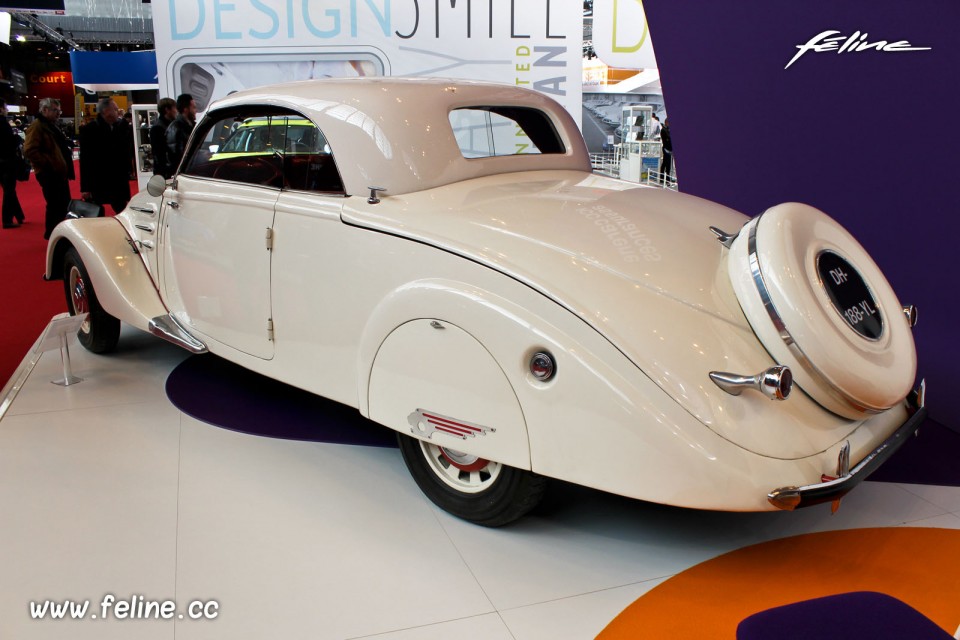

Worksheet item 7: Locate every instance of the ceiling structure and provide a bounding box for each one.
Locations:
[7,0,153,49]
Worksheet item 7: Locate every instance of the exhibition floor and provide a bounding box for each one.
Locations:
[3,322,960,639]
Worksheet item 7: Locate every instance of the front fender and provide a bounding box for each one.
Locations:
[46,218,167,332]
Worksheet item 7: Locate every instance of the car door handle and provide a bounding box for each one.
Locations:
[168,201,180,210]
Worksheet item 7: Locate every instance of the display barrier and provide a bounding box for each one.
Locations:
[36,313,88,386]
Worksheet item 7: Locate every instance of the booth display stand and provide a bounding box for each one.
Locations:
[0,320,957,640]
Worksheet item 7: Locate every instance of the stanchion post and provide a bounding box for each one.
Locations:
[55,332,82,386]
[37,313,89,386]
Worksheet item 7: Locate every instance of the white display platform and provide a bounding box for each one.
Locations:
[2,322,959,640]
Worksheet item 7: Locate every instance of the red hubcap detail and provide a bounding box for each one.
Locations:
[73,281,88,314]
[439,448,489,473]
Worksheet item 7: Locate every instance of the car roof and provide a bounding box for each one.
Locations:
[206,77,591,197]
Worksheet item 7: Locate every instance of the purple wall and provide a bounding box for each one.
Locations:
[643,1,958,426]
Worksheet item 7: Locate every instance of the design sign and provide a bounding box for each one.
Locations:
[151,0,583,123]
[817,251,883,340]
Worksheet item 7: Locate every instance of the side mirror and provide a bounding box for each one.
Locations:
[146,173,167,197]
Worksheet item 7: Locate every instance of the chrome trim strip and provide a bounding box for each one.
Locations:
[746,216,882,414]
[148,315,208,354]
[768,380,926,511]
[407,408,496,440]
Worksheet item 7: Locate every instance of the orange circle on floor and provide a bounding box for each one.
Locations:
[597,527,960,639]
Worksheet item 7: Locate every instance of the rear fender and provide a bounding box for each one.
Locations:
[45,218,167,332]
[361,279,532,470]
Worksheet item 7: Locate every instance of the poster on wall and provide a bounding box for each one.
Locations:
[151,0,583,125]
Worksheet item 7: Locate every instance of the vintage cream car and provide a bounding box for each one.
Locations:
[46,78,925,525]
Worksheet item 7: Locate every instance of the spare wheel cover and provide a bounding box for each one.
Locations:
[727,203,917,419]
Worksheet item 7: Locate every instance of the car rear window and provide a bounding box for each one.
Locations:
[449,107,565,159]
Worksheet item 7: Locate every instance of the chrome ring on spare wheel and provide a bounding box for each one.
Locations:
[419,440,502,493]
[726,203,917,419]
[68,266,91,334]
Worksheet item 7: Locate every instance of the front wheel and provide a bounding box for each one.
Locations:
[62,248,120,353]
[398,433,547,527]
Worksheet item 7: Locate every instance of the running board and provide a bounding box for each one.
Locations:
[148,315,208,354]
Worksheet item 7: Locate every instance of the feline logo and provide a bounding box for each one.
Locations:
[785,30,931,69]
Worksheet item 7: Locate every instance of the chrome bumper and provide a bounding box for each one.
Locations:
[768,380,927,511]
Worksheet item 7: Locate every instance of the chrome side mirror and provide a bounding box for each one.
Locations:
[146,174,168,197]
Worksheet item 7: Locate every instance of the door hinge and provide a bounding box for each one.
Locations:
[265,227,274,251]
[267,318,275,341]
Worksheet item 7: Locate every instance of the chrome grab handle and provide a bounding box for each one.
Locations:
[136,240,155,250]
[129,205,156,216]
[134,224,154,234]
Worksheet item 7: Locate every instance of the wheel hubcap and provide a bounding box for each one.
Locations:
[419,441,501,494]
[68,266,91,334]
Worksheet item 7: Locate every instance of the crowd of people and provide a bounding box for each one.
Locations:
[0,92,198,238]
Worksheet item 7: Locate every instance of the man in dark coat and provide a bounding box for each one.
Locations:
[0,105,26,229]
[79,97,135,215]
[150,97,177,179]
[23,98,75,239]
[166,94,197,173]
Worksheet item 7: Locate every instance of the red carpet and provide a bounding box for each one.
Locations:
[0,164,138,388]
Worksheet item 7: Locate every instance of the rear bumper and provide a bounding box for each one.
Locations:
[768,380,927,511]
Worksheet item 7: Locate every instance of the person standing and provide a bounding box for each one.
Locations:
[23,98,74,239]
[150,97,177,179]
[165,94,197,173]
[79,97,135,215]
[0,106,26,229]
[648,112,661,139]
[659,117,673,184]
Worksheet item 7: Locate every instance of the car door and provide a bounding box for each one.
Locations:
[159,108,288,359]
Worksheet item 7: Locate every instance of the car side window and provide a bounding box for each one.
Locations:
[449,106,566,158]
[276,117,345,195]
[182,112,286,188]
[182,110,345,195]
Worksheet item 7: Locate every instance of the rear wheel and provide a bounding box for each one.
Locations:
[398,433,547,527]
[63,248,120,354]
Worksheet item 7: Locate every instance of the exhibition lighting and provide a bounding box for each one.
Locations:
[10,11,84,51]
